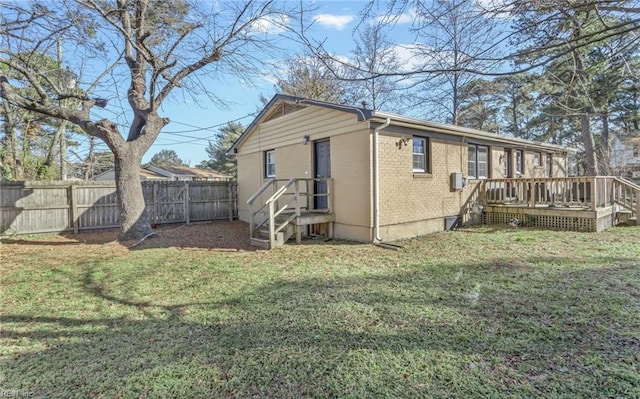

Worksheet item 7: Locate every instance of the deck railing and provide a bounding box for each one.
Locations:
[247,178,333,247]
[482,176,617,210]
[612,177,640,223]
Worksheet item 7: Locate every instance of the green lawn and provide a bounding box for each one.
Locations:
[1,225,639,398]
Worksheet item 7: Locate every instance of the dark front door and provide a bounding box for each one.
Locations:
[314,139,331,209]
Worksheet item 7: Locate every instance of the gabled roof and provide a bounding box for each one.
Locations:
[229,94,372,154]
[229,94,572,154]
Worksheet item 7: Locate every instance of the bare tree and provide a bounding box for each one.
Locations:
[410,0,504,124]
[275,52,345,102]
[298,1,639,79]
[1,0,301,240]
[348,22,404,111]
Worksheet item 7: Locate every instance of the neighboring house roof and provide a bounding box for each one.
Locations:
[140,168,170,180]
[93,166,231,181]
[93,168,168,181]
[229,94,573,154]
[145,165,232,180]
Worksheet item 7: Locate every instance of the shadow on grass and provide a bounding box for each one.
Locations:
[1,221,367,252]
[2,255,639,398]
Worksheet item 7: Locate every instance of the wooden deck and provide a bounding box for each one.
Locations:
[480,177,639,232]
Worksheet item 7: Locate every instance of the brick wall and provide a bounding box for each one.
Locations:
[378,134,472,229]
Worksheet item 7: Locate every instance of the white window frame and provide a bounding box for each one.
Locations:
[265,150,275,178]
[412,137,428,173]
[516,150,523,175]
[468,144,489,179]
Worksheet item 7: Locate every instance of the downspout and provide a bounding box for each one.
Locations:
[374,117,391,242]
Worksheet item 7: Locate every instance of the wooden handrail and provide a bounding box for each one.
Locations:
[265,178,296,205]
[247,178,275,205]
[248,177,334,247]
[614,176,640,191]
[612,177,639,225]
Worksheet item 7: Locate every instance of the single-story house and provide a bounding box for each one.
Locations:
[230,94,571,245]
[94,165,231,182]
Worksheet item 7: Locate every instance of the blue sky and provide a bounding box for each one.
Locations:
[120,1,416,166]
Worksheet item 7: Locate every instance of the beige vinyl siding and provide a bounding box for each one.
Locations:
[238,106,361,155]
[236,152,263,222]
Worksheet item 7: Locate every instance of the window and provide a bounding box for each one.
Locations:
[503,149,512,178]
[264,150,275,178]
[516,150,523,175]
[468,144,489,179]
[545,153,552,177]
[533,152,541,166]
[413,137,429,173]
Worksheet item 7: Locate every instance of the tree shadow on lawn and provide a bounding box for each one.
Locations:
[2,255,639,398]
[1,220,365,252]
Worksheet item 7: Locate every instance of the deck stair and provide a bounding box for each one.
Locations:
[247,178,333,249]
[612,177,639,226]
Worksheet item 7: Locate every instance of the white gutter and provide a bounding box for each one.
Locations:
[373,117,391,242]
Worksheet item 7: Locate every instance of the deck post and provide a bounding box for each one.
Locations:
[248,203,255,238]
[295,180,302,243]
[636,192,640,226]
[269,201,276,248]
[590,177,597,211]
[528,182,535,207]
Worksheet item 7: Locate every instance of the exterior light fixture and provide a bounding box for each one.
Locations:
[302,134,310,145]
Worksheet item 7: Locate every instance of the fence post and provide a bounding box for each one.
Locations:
[69,184,78,234]
[184,182,190,224]
[152,181,158,226]
[225,182,231,221]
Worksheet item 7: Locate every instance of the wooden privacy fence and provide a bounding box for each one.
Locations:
[0,180,238,235]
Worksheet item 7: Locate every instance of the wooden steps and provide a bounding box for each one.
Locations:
[250,212,334,249]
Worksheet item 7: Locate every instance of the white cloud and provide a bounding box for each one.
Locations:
[251,14,289,34]
[314,14,354,31]
[376,8,416,25]
[391,43,423,73]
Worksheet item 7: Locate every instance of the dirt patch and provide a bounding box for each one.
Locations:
[132,220,254,251]
[0,221,255,270]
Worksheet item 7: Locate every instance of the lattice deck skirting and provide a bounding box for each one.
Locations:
[483,211,597,232]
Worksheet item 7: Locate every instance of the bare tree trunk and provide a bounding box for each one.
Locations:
[113,144,152,241]
[2,100,19,180]
[37,120,67,179]
[581,113,599,176]
[59,121,67,180]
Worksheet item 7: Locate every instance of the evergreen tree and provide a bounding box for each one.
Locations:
[198,122,243,179]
